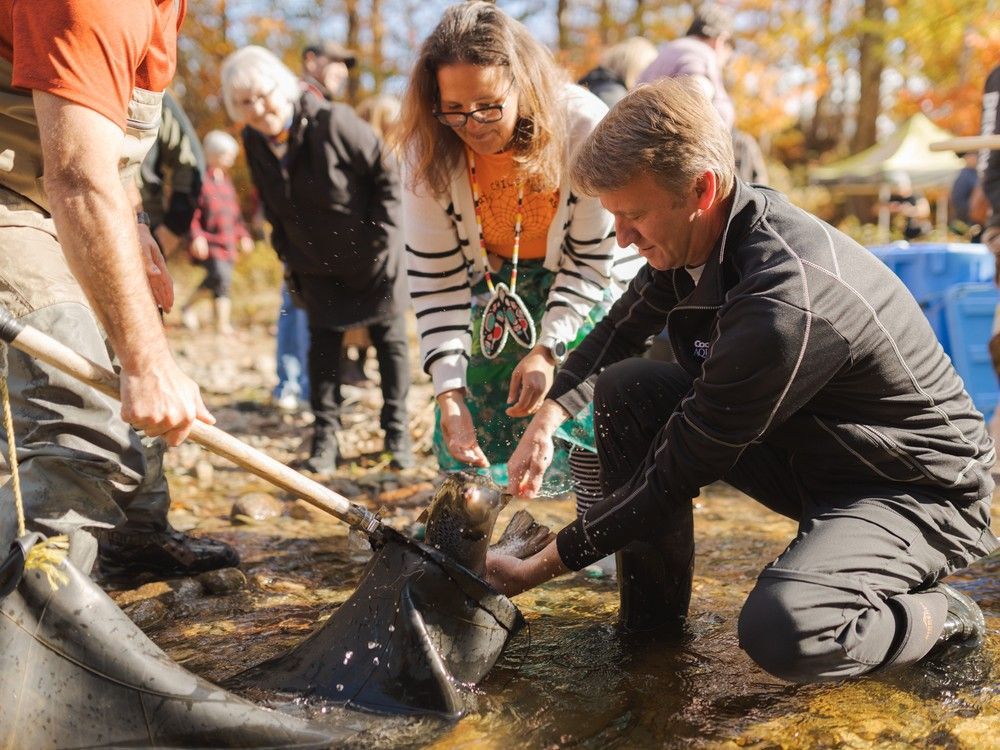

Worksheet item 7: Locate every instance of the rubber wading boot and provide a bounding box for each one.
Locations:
[0,544,341,748]
[98,526,240,581]
[386,429,415,470]
[927,582,985,655]
[616,541,694,632]
[302,427,338,474]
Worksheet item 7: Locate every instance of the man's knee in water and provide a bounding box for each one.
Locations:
[738,574,874,683]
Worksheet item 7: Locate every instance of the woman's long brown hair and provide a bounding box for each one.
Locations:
[393,1,567,197]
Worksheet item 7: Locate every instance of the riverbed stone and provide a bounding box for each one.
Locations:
[288,498,326,521]
[168,577,204,602]
[197,567,247,594]
[122,598,168,629]
[230,492,284,522]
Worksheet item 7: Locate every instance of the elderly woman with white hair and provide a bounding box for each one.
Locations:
[179,129,253,335]
[220,45,412,472]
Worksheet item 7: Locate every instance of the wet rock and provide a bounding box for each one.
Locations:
[197,567,247,595]
[166,509,199,532]
[168,577,205,602]
[122,598,168,629]
[289,498,325,521]
[230,492,284,523]
[253,575,308,594]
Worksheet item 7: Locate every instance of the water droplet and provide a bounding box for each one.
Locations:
[373,657,380,665]
[368,641,379,649]
[336,684,344,692]
[388,624,395,632]
[343,650,353,664]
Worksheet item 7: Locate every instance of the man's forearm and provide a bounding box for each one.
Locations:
[532,398,572,434]
[47,174,171,372]
[36,92,172,375]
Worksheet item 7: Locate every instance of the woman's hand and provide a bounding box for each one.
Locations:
[437,388,489,467]
[506,346,555,418]
[506,400,570,497]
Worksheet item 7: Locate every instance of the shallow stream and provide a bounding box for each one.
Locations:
[111,326,999,749]
[122,474,998,750]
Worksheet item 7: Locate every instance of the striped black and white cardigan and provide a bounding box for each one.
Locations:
[402,83,642,396]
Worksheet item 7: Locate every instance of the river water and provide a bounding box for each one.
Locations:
[111,325,999,749]
[130,475,998,750]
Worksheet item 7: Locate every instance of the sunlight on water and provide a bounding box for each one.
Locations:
[143,488,999,750]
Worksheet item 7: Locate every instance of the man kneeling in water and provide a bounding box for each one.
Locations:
[489,77,997,682]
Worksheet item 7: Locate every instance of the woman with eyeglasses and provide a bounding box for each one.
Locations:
[220,46,413,472]
[396,2,641,503]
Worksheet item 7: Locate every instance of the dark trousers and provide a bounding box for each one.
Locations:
[308,316,410,438]
[592,358,995,682]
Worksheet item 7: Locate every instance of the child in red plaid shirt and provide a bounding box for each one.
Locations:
[180,130,254,334]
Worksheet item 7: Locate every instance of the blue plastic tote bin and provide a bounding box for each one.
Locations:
[942,282,1000,419]
[867,242,994,353]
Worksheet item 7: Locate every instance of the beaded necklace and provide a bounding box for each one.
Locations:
[467,148,537,359]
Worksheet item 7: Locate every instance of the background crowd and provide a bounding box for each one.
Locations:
[143,0,1000,491]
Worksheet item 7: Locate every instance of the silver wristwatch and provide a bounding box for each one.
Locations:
[544,339,568,365]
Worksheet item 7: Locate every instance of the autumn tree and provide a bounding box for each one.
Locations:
[851,0,887,153]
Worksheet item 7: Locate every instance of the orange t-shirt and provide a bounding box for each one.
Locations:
[470,150,558,261]
[0,0,185,130]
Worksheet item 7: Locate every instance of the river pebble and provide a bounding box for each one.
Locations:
[288,498,326,521]
[197,567,247,595]
[122,598,167,629]
[230,492,284,522]
[168,577,205,602]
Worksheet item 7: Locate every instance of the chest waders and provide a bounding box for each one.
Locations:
[0,65,339,747]
[0,311,524,721]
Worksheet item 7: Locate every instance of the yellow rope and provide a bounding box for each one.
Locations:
[24,535,70,590]
[0,373,25,538]
[2,356,69,590]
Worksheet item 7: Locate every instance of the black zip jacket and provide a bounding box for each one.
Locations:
[551,180,996,569]
[243,95,406,328]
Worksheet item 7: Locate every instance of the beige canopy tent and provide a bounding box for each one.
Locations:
[812,113,966,188]
[811,114,967,239]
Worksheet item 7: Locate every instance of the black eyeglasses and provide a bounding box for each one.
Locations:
[433,79,515,128]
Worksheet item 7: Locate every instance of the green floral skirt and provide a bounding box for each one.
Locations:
[434,259,605,494]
